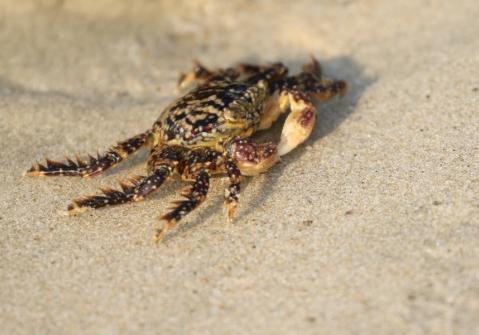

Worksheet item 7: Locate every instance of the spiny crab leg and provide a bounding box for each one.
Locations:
[223,159,242,221]
[68,167,171,215]
[154,169,210,243]
[25,131,152,177]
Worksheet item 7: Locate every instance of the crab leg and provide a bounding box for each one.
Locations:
[155,169,210,243]
[177,60,287,91]
[224,159,242,220]
[67,144,185,215]
[177,60,250,90]
[310,78,347,102]
[177,60,216,90]
[302,56,322,78]
[68,166,171,215]
[25,131,153,178]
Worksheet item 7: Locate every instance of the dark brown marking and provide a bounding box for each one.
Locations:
[298,107,315,128]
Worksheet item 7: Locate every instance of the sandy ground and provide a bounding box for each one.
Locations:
[1,1,478,334]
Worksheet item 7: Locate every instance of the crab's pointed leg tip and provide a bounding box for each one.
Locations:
[24,166,42,177]
[24,171,42,177]
[225,204,237,222]
[152,228,166,245]
[192,59,201,66]
[177,72,186,84]
[67,202,88,216]
[57,210,70,217]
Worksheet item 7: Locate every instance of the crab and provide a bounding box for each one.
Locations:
[25,57,346,242]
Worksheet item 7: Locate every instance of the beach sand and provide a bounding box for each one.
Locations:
[1,1,478,334]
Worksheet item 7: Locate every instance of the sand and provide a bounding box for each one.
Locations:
[1,1,478,334]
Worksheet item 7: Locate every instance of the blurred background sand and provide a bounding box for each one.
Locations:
[1,1,478,334]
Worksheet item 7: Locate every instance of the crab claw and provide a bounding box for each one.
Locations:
[226,137,279,176]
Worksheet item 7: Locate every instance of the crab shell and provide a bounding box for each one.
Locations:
[152,79,281,174]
